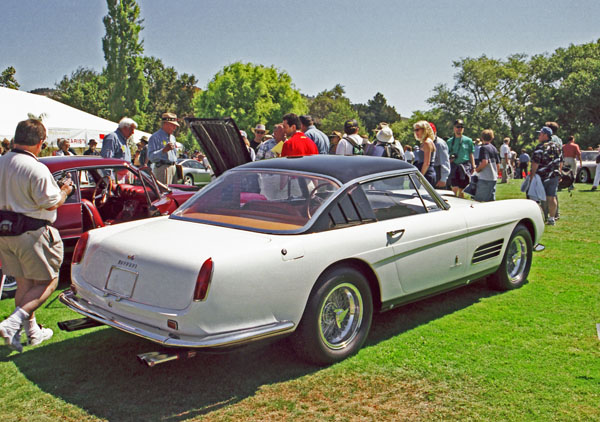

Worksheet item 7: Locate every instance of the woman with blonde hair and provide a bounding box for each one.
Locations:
[412,120,436,185]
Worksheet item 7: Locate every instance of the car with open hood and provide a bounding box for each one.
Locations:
[59,126,545,365]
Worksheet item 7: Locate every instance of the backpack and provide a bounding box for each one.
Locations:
[382,143,404,160]
[558,167,574,190]
[344,135,364,155]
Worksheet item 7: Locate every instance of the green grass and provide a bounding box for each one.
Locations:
[1,181,599,421]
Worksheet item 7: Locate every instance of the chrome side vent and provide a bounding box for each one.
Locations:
[472,239,504,264]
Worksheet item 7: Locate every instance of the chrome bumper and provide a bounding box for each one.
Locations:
[59,290,295,348]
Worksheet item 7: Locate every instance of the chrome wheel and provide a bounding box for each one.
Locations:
[506,235,528,282]
[184,175,194,185]
[318,282,363,350]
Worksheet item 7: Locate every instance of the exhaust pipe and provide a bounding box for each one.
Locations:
[58,317,103,332]
[137,350,198,367]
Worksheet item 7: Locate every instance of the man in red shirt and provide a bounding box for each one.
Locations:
[281,113,318,157]
[562,135,582,171]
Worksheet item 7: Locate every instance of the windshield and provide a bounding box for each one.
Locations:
[172,170,340,232]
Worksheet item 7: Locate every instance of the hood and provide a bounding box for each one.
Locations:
[186,117,252,177]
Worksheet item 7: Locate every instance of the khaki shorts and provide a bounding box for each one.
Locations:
[0,226,63,281]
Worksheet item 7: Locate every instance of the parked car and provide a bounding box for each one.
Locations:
[576,151,599,183]
[59,118,545,366]
[1,156,196,298]
[176,158,212,187]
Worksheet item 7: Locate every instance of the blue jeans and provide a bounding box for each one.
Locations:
[474,179,497,202]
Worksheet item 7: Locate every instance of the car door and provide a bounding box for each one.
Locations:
[52,169,83,240]
[358,173,468,295]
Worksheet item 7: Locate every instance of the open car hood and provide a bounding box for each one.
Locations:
[185,117,252,177]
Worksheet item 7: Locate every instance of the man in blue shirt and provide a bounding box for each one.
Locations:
[100,117,136,162]
[429,122,450,188]
[300,115,329,155]
[148,112,179,184]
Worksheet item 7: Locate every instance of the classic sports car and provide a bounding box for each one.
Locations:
[576,150,599,183]
[59,120,545,365]
[1,156,195,294]
[176,158,213,187]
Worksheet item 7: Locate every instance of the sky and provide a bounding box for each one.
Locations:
[2,0,600,117]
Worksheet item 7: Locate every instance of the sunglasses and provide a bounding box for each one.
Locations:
[455,126,464,129]
[255,131,265,134]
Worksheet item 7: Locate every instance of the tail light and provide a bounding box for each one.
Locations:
[193,258,213,301]
[72,232,89,265]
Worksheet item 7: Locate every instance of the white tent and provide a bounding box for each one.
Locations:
[0,87,151,148]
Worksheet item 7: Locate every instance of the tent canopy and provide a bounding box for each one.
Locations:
[0,87,151,148]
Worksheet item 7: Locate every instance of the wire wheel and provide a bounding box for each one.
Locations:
[506,235,528,282]
[318,282,364,350]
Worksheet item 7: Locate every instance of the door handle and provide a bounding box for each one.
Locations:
[386,229,405,238]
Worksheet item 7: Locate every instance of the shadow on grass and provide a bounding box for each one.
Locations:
[10,280,500,421]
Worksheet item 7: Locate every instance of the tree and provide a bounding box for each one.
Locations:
[307,84,364,136]
[354,92,401,133]
[102,0,148,128]
[0,66,20,89]
[51,67,109,118]
[194,62,307,135]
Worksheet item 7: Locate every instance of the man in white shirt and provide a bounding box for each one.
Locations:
[336,119,363,155]
[0,119,73,352]
[500,137,512,183]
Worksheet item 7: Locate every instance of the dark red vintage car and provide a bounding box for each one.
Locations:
[1,156,197,295]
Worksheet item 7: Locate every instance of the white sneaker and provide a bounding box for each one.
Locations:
[27,325,53,346]
[0,320,23,352]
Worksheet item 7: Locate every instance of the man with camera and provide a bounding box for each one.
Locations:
[447,119,475,198]
[0,119,74,352]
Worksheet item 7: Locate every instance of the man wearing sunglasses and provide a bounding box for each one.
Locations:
[447,119,475,198]
[250,124,268,152]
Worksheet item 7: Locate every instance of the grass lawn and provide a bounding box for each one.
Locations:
[1,181,598,422]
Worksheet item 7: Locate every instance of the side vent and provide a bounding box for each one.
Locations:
[472,239,504,264]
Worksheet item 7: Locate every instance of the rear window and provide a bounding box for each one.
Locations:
[172,170,340,232]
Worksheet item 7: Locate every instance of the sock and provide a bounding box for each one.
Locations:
[25,314,41,337]
[5,307,29,326]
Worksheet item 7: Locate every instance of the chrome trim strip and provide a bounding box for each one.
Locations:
[59,290,295,348]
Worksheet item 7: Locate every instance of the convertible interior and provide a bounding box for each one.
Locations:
[77,167,159,230]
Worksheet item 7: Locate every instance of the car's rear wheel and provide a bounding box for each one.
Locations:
[489,224,532,291]
[292,266,372,365]
[577,168,590,183]
[184,174,194,185]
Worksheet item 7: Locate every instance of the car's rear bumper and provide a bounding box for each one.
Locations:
[59,290,295,348]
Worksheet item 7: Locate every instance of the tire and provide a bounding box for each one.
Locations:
[183,174,194,186]
[489,224,532,291]
[1,269,16,300]
[292,266,373,365]
[577,169,590,184]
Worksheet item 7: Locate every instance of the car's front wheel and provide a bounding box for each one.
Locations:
[489,224,532,290]
[183,174,194,185]
[577,168,590,183]
[293,266,373,365]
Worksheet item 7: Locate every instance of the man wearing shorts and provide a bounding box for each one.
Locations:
[530,126,562,225]
[0,119,73,352]
[447,119,475,198]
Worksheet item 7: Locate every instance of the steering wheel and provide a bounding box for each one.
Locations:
[305,183,331,219]
[93,175,113,207]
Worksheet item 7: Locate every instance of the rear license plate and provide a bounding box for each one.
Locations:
[105,266,138,298]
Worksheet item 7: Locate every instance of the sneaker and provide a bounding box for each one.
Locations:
[27,325,53,346]
[546,218,556,226]
[592,186,597,191]
[0,321,23,352]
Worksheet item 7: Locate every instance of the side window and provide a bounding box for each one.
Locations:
[359,174,432,221]
[79,170,96,188]
[54,170,79,204]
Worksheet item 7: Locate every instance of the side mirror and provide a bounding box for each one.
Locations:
[533,244,545,252]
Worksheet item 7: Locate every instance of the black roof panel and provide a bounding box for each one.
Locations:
[236,155,415,184]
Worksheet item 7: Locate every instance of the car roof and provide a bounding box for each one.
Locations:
[236,155,415,184]
[39,156,131,172]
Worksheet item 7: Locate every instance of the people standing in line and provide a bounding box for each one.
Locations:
[447,119,475,198]
[336,119,364,155]
[412,121,437,185]
[256,124,284,160]
[100,117,136,162]
[562,136,582,172]
[530,126,563,225]
[473,129,501,202]
[0,119,74,352]
[300,115,330,155]
[328,131,342,154]
[250,124,268,152]
[500,137,512,183]
[517,150,530,179]
[148,113,178,184]
[281,113,318,157]
[429,122,450,188]
[83,139,100,156]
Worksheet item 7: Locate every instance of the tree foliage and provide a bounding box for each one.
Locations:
[51,67,109,119]
[102,0,148,127]
[0,66,20,90]
[354,92,402,134]
[307,84,364,136]
[194,62,307,135]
